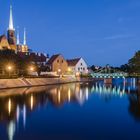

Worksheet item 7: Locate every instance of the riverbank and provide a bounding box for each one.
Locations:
[0,77,95,89]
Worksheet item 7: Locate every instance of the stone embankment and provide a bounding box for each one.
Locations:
[0,77,93,89]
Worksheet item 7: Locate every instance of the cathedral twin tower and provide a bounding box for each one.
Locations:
[0,5,29,53]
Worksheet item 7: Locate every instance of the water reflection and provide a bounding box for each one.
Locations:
[0,83,94,140]
[128,85,140,121]
[0,79,139,140]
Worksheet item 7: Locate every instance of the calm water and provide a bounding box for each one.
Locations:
[0,78,140,140]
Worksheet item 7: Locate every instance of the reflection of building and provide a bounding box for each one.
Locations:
[67,58,88,74]
[0,83,93,140]
[47,54,68,75]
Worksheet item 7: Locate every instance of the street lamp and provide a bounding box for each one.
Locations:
[58,69,61,76]
[7,65,12,78]
[68,68,71,72]
[28,66,35,77]
[76,72,80,77]
[30,67,34,72]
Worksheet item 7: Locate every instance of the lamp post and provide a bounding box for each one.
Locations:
[58,69,61,83]
[7,66,12,78]
[58,69,61,77]
[76,72,80,81]
[29,66,34,78]
[30,67,34,72]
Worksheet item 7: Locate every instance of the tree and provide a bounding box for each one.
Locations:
[0,49,35,76]
[128,51,140,73]
[120,64,130,73]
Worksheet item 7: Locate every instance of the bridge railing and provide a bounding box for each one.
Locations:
[91,72,128,78]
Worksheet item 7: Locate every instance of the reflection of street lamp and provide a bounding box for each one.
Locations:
[8,99,12,115]
[30,95,34,110]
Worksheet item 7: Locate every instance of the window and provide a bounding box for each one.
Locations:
[83,68,85,71]
[81,63,83,66]
[78,68,80,71]
[62,60,63,63]
[57,60,59,63]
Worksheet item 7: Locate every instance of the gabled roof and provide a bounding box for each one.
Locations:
[67,58,81,66]
[47,54,61,65]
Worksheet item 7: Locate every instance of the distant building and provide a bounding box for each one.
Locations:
[17,28,29,53]
[67,58,88,74]
[17,52,48,66]
[47,54,68,75]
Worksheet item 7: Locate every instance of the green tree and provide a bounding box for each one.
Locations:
[128,51,140,73]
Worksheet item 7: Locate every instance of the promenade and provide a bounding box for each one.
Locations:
[0,77,94,89]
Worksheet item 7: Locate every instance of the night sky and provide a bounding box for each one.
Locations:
[0,0,140,66]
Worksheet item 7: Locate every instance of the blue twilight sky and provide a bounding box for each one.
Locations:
[0,0,140,66]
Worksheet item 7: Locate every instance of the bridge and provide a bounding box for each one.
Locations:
[91,65,128,79]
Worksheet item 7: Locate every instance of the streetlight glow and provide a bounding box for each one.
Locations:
[6,65,13,78]
[29,66,34,72]
[7,65,13,71]
[68,68,71,72]
[58,69,61,73]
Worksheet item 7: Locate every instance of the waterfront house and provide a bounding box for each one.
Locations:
[47,54,68,75]
[67,58,88,75]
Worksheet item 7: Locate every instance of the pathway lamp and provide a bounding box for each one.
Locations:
[68,68,71,72]
[76,72,80,77]
[7,65,13,78]
[30,67,34,72]
[28,66,35,77]
[58,69,62,78]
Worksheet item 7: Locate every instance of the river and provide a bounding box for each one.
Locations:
[0,78,140,140]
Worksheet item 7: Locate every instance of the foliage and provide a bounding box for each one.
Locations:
[128,51,140,73]
[0,49,43,76]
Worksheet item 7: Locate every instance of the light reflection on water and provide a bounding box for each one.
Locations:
[0,78,140,140]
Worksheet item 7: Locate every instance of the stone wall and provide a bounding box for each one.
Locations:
[0,77,81,89]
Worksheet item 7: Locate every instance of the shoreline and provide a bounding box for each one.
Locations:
[0,77,95,90]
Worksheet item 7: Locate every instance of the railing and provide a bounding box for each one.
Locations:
[91,72,128,78]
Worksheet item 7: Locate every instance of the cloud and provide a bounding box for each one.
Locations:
[103,34,134,40]
[117,17,133,24]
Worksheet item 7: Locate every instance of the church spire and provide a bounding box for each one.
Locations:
[23,28,26,45]
[9,5,14,30]
[17,27,20,45]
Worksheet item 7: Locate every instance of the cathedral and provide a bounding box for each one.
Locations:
[0,6,29,53]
